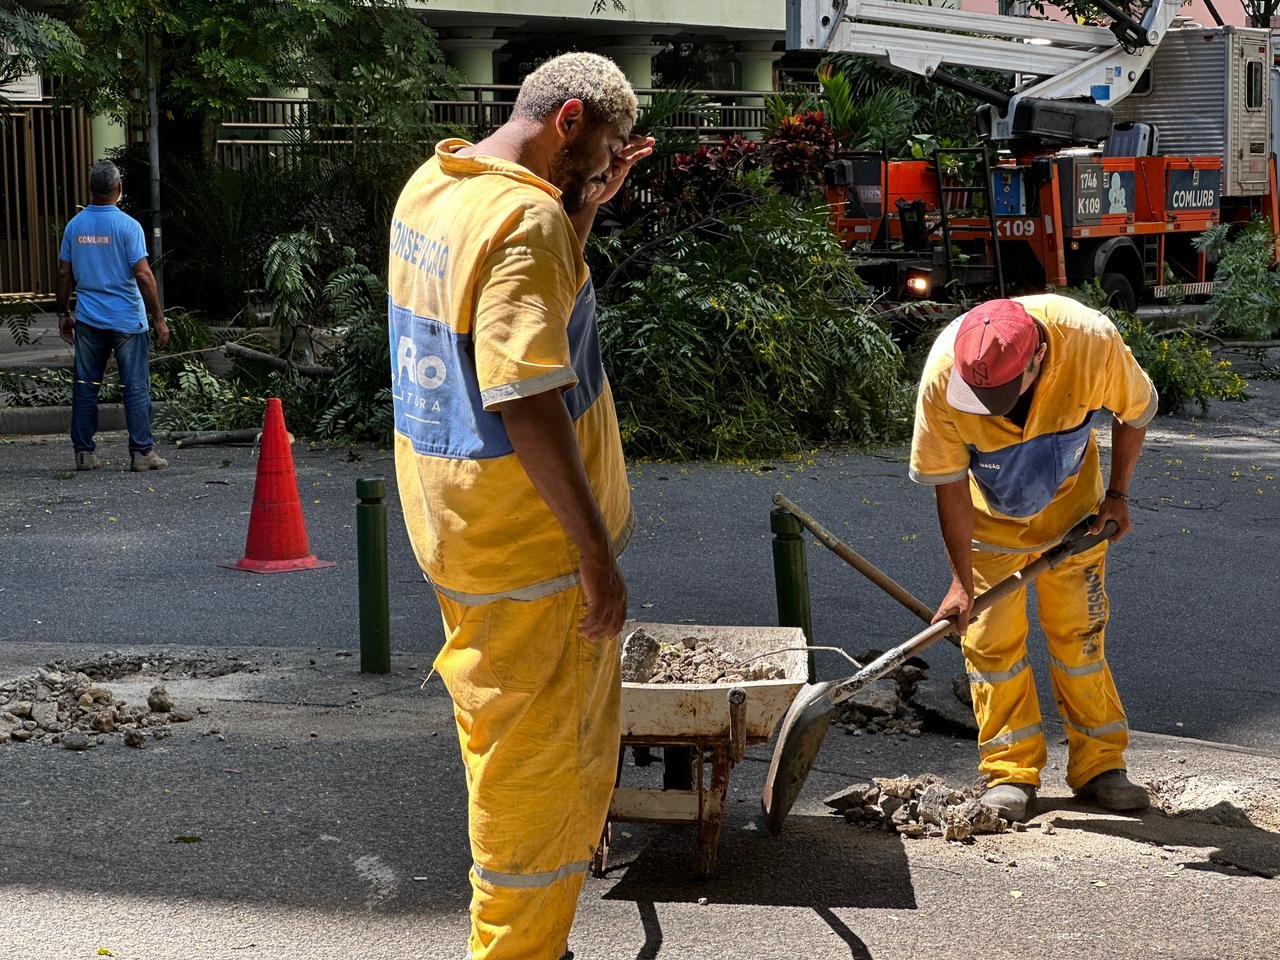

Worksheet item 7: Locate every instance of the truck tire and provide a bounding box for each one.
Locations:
[1100,272,1137,313]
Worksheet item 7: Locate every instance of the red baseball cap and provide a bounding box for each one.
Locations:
[947,300,1040,416]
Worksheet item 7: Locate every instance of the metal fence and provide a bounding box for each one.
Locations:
[216,85,775,169]
[1,101,93,298]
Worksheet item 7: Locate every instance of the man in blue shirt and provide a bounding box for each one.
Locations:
[56,160,170,471]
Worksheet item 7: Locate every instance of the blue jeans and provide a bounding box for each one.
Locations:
[71,322,154,454]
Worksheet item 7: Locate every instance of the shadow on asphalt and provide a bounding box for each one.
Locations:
[1044,804,1280,879]
[603,814,915,909]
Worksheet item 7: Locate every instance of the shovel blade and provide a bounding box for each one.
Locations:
[761,680,837,836]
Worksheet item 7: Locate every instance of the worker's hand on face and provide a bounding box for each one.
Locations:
[579,554,628,641]
[585,135,656,208]
[1090,495,1132,542]
[933,576,974,635]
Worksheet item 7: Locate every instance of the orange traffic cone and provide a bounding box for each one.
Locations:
[221,398,335,574]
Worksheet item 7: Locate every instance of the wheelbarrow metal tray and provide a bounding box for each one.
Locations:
[619,622,809,741]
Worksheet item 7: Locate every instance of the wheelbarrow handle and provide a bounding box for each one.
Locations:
[826,516,1118,708]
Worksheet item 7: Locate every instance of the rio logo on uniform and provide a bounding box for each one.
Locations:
[396,336,447,415]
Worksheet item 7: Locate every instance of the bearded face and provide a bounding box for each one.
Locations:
[549,137,605,215]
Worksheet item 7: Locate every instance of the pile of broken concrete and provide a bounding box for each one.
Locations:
[0,665,192,750]
[622,628,784,685]
[834,650,978,738]
[825,774,1013,841]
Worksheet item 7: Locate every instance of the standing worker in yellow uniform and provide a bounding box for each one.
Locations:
[910,295,1157,822]
[388,54,654,960]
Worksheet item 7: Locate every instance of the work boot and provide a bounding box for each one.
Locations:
[75,451,99,471]
[981,783,1037,823]
[1075,769,1150,812]
[130,450,169,472]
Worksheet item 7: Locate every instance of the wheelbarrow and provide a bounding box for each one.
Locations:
[592,621,811,877]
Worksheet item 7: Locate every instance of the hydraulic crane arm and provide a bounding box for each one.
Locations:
[787,0,1185,144]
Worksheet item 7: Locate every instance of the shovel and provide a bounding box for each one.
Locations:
[761,513,1118,836]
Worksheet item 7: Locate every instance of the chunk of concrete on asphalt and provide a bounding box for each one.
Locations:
[850,679,900,717]
[911,677,979,735]
[823,782,881,812]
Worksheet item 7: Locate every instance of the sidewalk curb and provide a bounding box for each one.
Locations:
[0,401,170,436]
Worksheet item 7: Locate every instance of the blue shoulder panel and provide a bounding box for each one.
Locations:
[968,415,1096,518]
[389,279,605,461]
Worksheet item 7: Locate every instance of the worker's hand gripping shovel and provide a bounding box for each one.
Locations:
[761,513,1118,836]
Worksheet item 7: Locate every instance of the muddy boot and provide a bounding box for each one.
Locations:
[130,449,169,472]
[1075,769,1150,812]
[981,783,1037,823]
[75,451,99,471]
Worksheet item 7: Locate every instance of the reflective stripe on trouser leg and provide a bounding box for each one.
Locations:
[434,587,621,960]
[1036,540,1130,789]
[965,549,1048,788]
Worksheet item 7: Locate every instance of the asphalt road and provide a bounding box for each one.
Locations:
[0,378,1278,753]
[1,642,1277,960]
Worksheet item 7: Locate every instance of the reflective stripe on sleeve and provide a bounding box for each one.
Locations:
[1064,718,1128,739]
[472,860,589,889]
[1049,655,1106,678]
[979,721,1044,755]
[967,657,1031,685]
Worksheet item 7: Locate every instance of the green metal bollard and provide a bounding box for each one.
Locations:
[356,477,391,675]
[771,506,815,682]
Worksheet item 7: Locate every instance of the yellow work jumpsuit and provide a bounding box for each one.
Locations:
[910,295,1158,789]
[389,141,633,959]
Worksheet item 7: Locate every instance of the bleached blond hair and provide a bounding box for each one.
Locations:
[513,52,638,128]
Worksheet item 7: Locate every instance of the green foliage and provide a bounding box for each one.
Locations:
[156,361,272,432]
[158,248,391,442]
[598,191,908,459]
[1070,280,1248,416]
[815,67,914,152]
[1112,312,1248,416]
[264,230,326,336]
[822,54,993,148]
[765,68,915,154]
[307,255,393,442]
[0,1,82,97]
[1,299,35,347]
[1194,220,1280,339]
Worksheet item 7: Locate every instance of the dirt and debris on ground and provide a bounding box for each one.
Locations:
[621,628,784,685]
[832,649,978,739]
[0,650,250,750]
[824,773,1009,841]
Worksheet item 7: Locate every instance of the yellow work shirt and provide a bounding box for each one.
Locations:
[909,294,1158,552]
[389,139,632,603]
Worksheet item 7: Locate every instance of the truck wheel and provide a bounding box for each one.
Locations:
[1100,272,1138,313]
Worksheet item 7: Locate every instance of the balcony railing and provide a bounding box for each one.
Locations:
[216,85,777,168]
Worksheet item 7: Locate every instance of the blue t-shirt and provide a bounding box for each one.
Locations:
[58,205,149,333]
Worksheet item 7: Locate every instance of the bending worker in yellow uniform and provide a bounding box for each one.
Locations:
[388,54,653,959]
[910,295,1157,822]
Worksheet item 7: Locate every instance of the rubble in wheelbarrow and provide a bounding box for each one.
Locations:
[824,774,1008,840]
[622,628,785,685]
[832,648,978,739]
